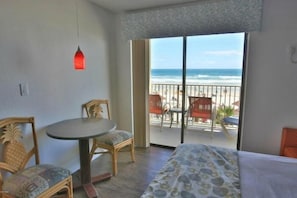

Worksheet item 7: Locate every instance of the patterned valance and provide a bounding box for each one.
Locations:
[121,0,263,40]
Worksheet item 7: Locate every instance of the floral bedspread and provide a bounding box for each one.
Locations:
[141,144,240,198]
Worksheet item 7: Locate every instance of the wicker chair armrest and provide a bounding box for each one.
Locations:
[0,162,18,174]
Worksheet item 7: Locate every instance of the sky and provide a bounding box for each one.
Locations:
[150,32,245,69]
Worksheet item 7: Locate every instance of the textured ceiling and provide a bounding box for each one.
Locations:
[89,0,202,13]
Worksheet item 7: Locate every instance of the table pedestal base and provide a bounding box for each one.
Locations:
[169,108,187,128]
[73,172,112,198]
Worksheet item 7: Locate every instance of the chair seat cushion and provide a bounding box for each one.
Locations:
[3,164,71,198]
[95,130,132,146]
[223,116,239,125]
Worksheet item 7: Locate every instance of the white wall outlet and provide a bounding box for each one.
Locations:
[19,83,29,96]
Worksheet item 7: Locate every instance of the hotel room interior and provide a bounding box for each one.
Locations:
[1,0,297,197]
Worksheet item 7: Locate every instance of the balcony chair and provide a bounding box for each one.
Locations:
[280,127,297,158]
[220,116,239,139]
[0,117,73,198]
[149,94,171,129]
[186,96,214,135]
[83,99,135,176]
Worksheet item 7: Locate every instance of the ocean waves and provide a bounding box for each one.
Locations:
[151,68,242,86]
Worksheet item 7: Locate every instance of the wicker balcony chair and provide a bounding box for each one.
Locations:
[83,99,135,176]
[0,117,73,198]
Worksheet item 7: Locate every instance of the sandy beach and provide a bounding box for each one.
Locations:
[150,83,241,109]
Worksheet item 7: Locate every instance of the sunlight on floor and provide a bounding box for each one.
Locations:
[150,120,238,149]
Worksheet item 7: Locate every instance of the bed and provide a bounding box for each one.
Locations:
[141,144,297,198]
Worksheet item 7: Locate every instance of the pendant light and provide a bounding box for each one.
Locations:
[74,0,85,70]
[74,46,85,70]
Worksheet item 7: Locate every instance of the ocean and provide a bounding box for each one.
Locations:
[151,68,242,86]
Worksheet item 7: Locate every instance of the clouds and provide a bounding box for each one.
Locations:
[204,50,242,56]
[150,33,245,69]
[191,49,244,68]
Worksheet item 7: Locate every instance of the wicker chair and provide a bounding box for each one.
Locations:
[0,117,73,198]
[83,99,135,176]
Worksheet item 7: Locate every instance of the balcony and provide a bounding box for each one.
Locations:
[151,83,240,109]
[149,83,240,149]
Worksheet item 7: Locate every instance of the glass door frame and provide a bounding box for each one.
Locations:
[137,33,247,149]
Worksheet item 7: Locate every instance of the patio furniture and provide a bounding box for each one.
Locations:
[280,127,297,158]
[186,96,215,135]
[0,117,73,198]
[47,117,116,197]
[83,99,135,176]
[221,116,239,138]
[149,94,171,129]
[169,108,187,128]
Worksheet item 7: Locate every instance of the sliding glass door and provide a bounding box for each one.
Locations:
[184,34,244,148]
[148,33,245,149]
[149,37,183,147]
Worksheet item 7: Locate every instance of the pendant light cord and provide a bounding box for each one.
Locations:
[75,0,80,44]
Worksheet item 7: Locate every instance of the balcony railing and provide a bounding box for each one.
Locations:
[150,83,241,112]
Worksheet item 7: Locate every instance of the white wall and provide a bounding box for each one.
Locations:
[2,0,296,174]
[114,19,133,132]
[241,0,297,154]
[115,0,297,155]
[0,0,116,172]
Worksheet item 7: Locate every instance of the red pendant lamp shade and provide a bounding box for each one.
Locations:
[74,46,85,70]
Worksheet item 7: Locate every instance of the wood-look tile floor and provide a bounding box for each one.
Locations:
[72,146,174,198]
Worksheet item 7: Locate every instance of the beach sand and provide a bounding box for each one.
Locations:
[151,83,241,110]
